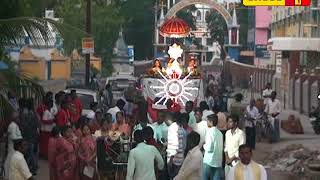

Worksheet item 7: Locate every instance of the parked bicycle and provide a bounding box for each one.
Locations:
[255,112,273,143]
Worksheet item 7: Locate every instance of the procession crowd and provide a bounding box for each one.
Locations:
[3,78,281,180]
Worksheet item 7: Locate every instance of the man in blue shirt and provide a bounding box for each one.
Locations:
[203,114,223,180]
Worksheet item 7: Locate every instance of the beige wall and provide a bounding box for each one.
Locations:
[51,58,71,80]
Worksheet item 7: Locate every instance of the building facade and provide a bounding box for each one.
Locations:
[269,1,320,112]
[254,6,272,67]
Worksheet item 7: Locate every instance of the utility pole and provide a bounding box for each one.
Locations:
[154,0,158,58]
[85,0,92,86]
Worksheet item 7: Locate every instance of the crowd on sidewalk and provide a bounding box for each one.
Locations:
[3,79,283,180]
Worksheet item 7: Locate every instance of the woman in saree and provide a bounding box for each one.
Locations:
[112,111,131,137]
[94,116,113,138]
[95,118,116,180]
[48,126,60,180]
[55,125,79,180]
[78,124,98,180]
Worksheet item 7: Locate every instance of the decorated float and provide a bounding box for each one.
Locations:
[140,18,204,121]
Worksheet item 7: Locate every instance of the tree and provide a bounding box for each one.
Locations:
[0,0,61,18]
[0,17,61,135]
[237,4,249,47]
[176,5,197,30]
[55,0,123,76]
[120,0,156,60]
[0,1,88,135]
[206,10,227,59]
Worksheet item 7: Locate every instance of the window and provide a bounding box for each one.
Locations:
[205,11,209,21]
[196,10,201,21]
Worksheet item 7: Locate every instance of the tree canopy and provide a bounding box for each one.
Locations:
[55,0,123,76]
[206,10,227,59]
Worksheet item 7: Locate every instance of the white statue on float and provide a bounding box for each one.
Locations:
[210,41,222,65]
[166,43,183,77]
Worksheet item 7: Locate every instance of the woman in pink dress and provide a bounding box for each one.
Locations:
[112,111,131,137]
[48,126,60,180]
[78,124,98,180]
[55,125,79,180]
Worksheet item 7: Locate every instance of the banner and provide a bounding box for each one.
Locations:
[128,45,134,62]
[255,45,271,59]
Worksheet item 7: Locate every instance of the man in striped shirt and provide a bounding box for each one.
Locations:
[167,112,188,179]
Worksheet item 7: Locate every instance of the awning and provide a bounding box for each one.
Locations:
[268,37,320,52]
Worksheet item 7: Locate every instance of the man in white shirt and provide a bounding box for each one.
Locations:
[86,102,98,120]
[9,139,33,180]
[5,112,23,179]
[193,108,211,146]
[152,111,168,143]
[224,115,246,176]
[200,101,214,121]
[264,91,281,143]
[126,130,164,180]
[226,144,267,180]
[107,99,126,123]
[203,114,223,180]
[245,99,259,149]
[167,113,188,178]
[262,83,273,105]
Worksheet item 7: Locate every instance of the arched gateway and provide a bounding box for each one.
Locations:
[164,0,233,28]
[159,0,241,60]
[154,0,240,60]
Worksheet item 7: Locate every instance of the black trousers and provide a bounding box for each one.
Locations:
[220,130,227,169]
[245,126,256,149]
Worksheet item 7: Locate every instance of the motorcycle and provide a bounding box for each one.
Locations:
[309,106,320,134]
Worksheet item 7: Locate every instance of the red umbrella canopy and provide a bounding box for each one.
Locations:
[160,18,191,38]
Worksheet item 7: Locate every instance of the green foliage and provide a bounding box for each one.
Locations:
[120,0,156,60]
[176,6,197,30]
[0,0,60,18]
[206,10,228,59]
[0,17,79,47]
[237,5,249,46]
[206,10,227,46]
[0,69,44,136]
[55,0,123,77]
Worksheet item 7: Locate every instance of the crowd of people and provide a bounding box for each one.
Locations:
[3,79,282,180]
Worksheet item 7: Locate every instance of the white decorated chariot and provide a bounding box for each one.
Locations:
[140,43,204,110]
